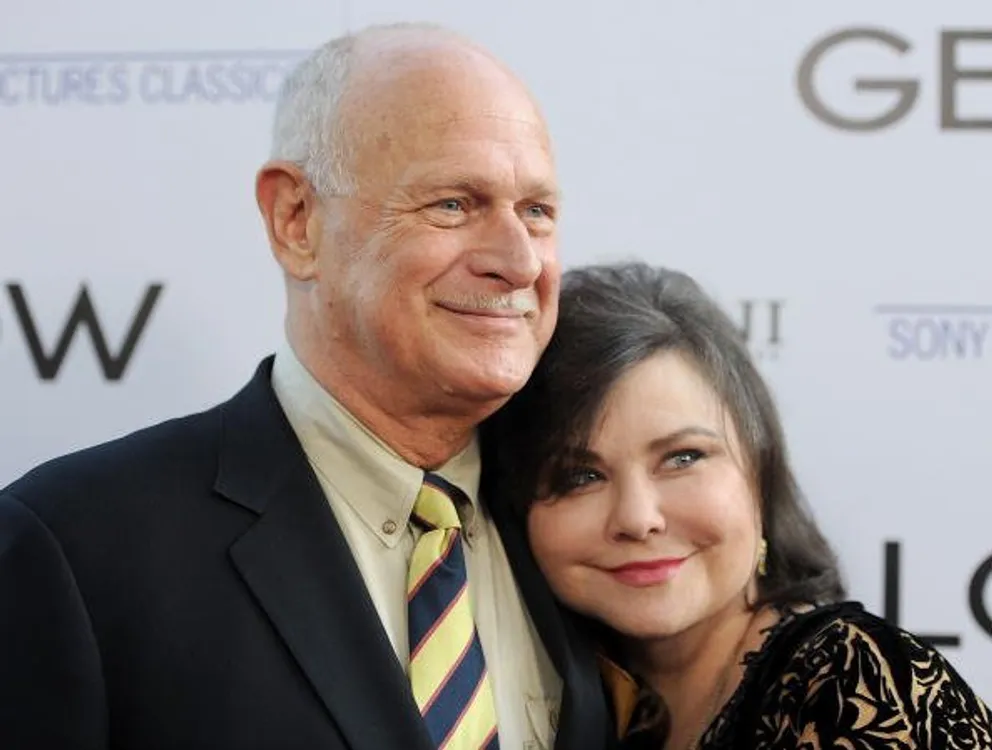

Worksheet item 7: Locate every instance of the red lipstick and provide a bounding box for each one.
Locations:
[606,557,686,587]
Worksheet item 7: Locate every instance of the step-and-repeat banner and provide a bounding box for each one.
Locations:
[2,1,990,699]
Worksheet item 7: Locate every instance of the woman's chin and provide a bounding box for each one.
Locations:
[596,609,690,643]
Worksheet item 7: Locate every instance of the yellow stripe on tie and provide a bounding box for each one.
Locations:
[408,530,457,598]
[407,472,499,749]
[409,614,474,710]
[416,482,462,530]
[439,670,498,750]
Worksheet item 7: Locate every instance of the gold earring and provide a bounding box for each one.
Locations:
[757,538,768,577]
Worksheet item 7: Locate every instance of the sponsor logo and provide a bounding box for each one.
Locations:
[875,304,991,361]
[0,50,305,107]
[883,540,992,647]
[0,282,163,380]
[797,28,992,131]
[738,299,785,361]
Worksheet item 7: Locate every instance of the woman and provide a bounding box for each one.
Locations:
[481,262,991,748]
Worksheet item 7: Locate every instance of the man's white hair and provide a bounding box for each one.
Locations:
[269,22,469,197]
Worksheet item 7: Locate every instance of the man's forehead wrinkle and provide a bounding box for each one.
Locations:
[339,33,543,128]
[307,26,551,212]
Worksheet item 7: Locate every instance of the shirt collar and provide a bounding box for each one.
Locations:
[270,342,482,547]
[596,654,640,739]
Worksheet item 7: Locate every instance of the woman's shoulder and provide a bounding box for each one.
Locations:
[778,600,973,694]
[781,599,933,668]
[735,600,992,749]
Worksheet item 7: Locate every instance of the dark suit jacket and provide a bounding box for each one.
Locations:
[0,358,613,750]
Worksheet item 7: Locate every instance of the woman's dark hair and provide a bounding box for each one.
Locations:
[481,261,845,609]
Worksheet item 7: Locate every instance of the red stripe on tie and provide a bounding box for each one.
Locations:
[407,530,459,601]
[437,669,489,750]
[409,581,468,661]
[479,725,498,750]
[419,630,476,714]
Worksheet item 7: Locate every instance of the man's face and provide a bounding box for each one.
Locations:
[312,52,560,412]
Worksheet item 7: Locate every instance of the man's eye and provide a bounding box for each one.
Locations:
[524,204,554,220]
[434,199,465,212]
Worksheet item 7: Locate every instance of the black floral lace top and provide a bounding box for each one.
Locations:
[614,601,992,749]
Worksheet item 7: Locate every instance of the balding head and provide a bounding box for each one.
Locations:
[270,22,546,197]
[257,23,559,467]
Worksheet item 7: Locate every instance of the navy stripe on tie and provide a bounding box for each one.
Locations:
[408,535,466,653]
[424,472,471,507]
[407,530,459,602]
[482,730,500,750]
[422,629,488,746]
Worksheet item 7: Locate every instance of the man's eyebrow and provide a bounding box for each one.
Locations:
[405,173,561,201]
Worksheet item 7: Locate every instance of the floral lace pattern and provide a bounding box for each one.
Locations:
[696,604,992,749]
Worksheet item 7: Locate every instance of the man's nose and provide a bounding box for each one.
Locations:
[467,208,545,289]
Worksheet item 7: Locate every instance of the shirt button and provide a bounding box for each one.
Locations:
[382,520,398,535]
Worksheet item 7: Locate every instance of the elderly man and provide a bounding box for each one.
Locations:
[0,23,612,750]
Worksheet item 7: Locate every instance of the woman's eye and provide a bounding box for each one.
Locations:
[552,466,604,495]
[664,449,704,470]
[569,468,601,487]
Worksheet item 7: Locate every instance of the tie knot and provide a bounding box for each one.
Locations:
[412,473,465,531]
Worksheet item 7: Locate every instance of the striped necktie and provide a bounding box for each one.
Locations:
[407,472,499,750]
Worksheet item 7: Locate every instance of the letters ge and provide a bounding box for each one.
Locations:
[797,28,992,131]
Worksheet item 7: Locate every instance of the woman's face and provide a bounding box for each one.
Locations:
[527,351,763,640]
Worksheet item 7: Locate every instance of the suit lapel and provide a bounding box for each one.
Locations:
[490,502,615,750]
[215,359,434,750]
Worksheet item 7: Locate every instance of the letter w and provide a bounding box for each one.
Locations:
[6,283,163,381]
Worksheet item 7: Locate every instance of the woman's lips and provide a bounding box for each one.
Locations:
[605,556,688,587]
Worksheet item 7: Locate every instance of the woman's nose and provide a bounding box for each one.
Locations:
[608,478,667,541]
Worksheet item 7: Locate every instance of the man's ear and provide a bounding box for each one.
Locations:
[256,161,321,281]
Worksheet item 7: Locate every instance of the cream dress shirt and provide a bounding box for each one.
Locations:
[271,344,562,750]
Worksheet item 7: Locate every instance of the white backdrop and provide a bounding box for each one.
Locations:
[2,0,990,701]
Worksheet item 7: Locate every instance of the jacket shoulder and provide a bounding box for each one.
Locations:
[2,403,225,521]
